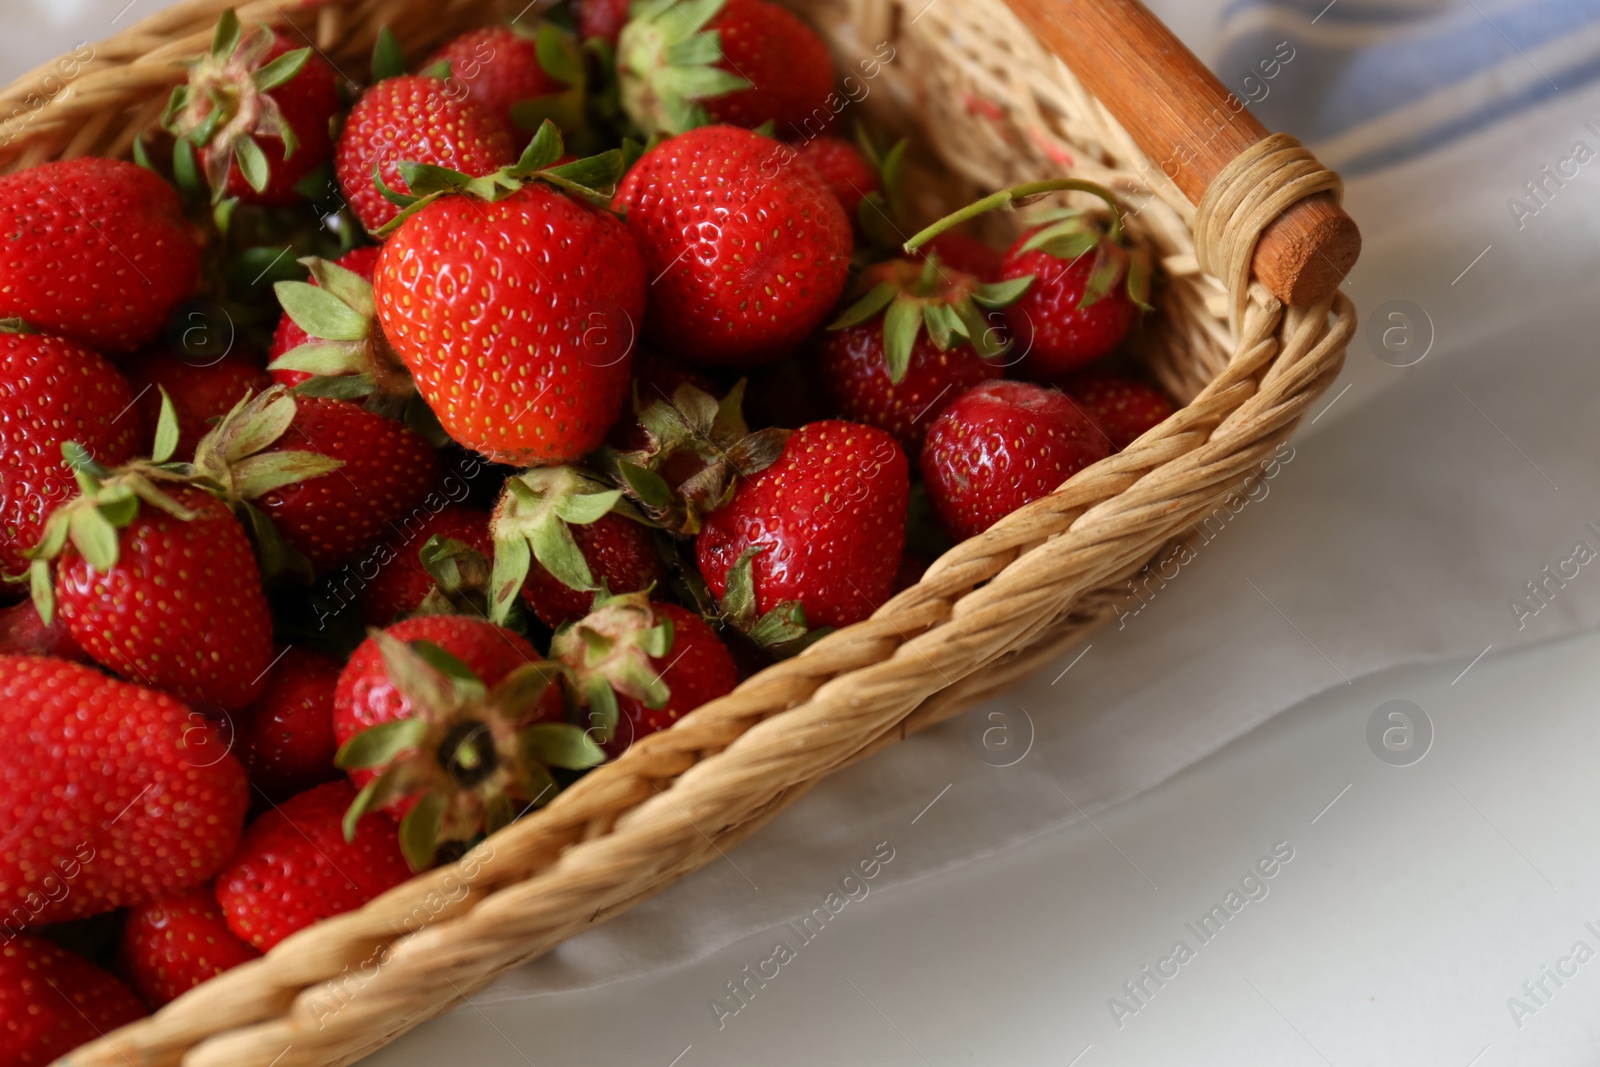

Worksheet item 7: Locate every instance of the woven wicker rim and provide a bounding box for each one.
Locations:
[0,1,1358,1064]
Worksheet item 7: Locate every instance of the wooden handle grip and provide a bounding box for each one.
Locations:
[1002,0,1361,306]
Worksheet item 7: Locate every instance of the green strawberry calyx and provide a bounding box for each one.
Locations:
[270,256,417,412]
[615,0,750,137]
[336,632,601,870]
[596,380,789,536]
[409,535,499,620]
[829,255,1031,383]
[904,178,1153,313]
[549,590,674,746]
[720,546,824,656]
[163,8,314,200]
[488,466,644,626]
[370,119,628,237]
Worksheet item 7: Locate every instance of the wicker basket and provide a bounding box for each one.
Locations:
[3,0,1356,1063]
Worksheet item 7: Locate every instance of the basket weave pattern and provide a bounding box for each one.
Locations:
[1,1,1356,1064]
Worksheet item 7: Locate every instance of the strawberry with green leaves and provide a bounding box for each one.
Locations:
[615,125,851,368]
[554,592,738,756]
[697,420,909,637]
[333,617,597,868]
[1,935,146,1065]
[0,655,249,925]
[119,885,260,1008]
[822,256,1027,449]
[363,505,494,625]
[373,123,646,466]
[164,9,341,205]
[424,24,584,136]
[0,158,203,354]
[618,0,835,137]
[123,347,271,459]
[216,780,412,951]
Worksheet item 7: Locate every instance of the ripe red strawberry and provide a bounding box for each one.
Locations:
[375,175,646,466]
[698,420,908,631]
[267,245,384,389]
[920,380,1110,541]
[615,125,851,368]
[119,884,259,1008]
[168,16,341,204]
[194,390,440,573]
[123,348,271,458]
[335,74,516,233]
[1002,219,1142,377]
[521,512,666,627]
[424,26,563,133]
[1,331,140,580]
[0,656,249,925]
[0,598,87,661]
[554,595,737,756]
[919,231,1004,282]
[236,647,343,800]
[618,0,834,138]
[821,328,1002,451]
[578,0,631,43]
[215,780,411,951]
[363,505,493,625]
[0,935,145,1065]
[0,158,203,353]
[47,485,276,710]
[332,617,581,867]
[791,135,879,218]
[1058,372,1174,452]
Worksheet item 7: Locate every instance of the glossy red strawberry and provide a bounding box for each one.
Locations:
[0,656,249,925]
[791,135,879,218]
[170,18,341,205]
[615,125,850,368]
[363,505,493,625]
[521,511,665,627]
[215,780,411,951]
[920,380,1110,541]
[1002,224,1139,377]
[119,884,260,1008]
[335,74,516,233]
[53,485,276,710]
[698,420,908,631]
[1,332,140,580]
[267,245,384,388]
[618,0,834,138]
[1058,372,1173,452]
[424,26,563,133]
[555,595,737,756]
[0,935,145,1065]
[821,328,1002,451]
[123,348,271,458]
[0,158,203,353]
[375,181,646,465]
[236,647,343,800]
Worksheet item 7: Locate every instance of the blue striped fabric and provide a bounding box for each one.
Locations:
[1210,0,1600,175]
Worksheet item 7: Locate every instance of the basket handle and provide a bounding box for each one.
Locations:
[1002,0,1360,307]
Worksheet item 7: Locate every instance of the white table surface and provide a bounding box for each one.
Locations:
[10,4,1600,1066]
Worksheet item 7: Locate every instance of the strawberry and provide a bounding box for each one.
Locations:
[166,12,341,205]
[615,125,851,368]
[578,0,631,43]
[618,0,834,138]
[118,884,259,1008]
[554,594,738,756]
[604,348,719,454]
[821,256,1026,450]
[236,647,343,800]
[363,505,493,625]
[0,935,145,1065]
[920,380,1110,541]
[697,420,908,633]
[1058,372,1173,452]
[123,348,271,459]
[0,656,249,925]
[334,74,516,234]
[215,780,411,951]
[0,158,203,354]
[918,231,1004,282]
[1,331,140,581]
[490,466,666,628]
[192,389,439,574]
[266,246,399,394]
[424,26,565,134]
[0,598,87,661]
[373,126,646,465]
[35,481,276,711]
[791,135,879,219]
[333,617,588,867]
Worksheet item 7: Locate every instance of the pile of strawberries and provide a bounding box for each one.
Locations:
[0,2,1177,1058]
